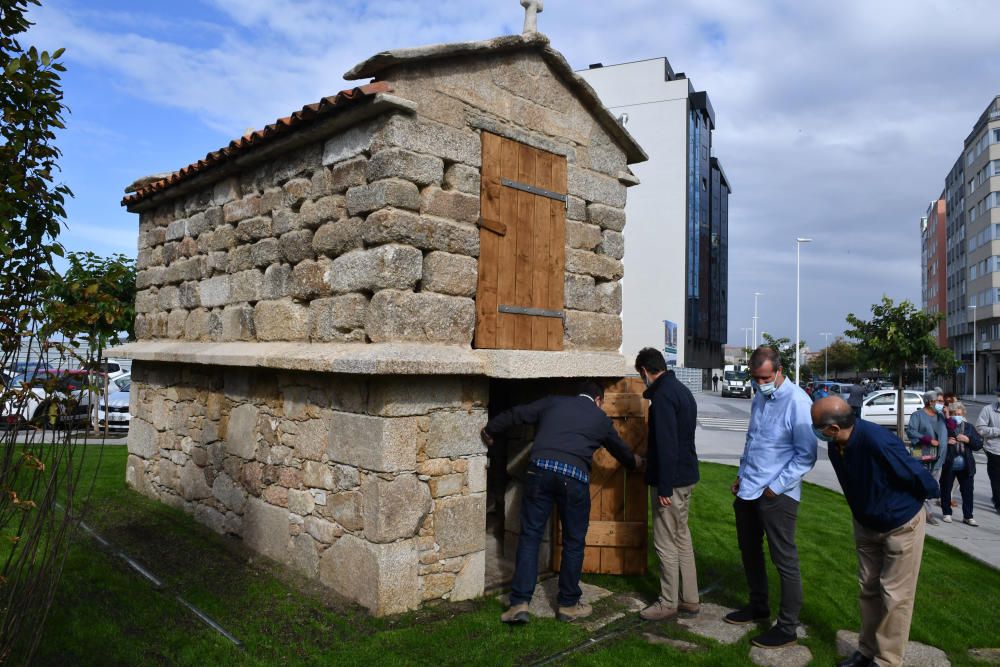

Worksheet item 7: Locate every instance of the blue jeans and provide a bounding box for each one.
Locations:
[509,464,591,607]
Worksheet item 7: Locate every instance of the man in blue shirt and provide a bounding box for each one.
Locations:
[813,396,938,667]
[726,346,817,649]
[481,381,641,625]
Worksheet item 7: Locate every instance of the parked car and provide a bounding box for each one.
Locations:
[721,364,752,398]
[1,369,102,428]
[859,390,924,428]
[96,374,131,432]
[812,381,854,401]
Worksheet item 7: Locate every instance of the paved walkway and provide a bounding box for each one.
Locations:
[695,391,1000,570]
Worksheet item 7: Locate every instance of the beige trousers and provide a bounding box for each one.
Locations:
[854,509,926,667]
[651,484,699,607]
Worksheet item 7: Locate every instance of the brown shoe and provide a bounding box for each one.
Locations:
[500,602,530,624]
[679,601,701,617]
[640,599,678,621]
[557,601,593,622]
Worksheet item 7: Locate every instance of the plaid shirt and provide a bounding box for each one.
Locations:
[533,458,589,484]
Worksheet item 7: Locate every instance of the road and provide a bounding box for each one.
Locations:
[694,389,1000,570]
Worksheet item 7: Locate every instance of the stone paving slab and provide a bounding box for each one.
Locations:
[749,644,813,667]
[676,603,755,645]
[837,630,951,667]
[499,578,613,619]
[969,648,1000,663]
[580,593,646,632]
[642,632,702,652]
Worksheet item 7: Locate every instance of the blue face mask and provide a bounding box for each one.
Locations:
[812,426,835,442]
[954,415,965,425]
[934,403,944,413]
[758,382,777,396]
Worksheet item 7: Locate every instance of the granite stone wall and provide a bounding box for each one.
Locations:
[126,361,489,615]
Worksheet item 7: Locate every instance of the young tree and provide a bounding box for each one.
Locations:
[845,296,948,438]
[823,337,860,378]
[760,333,805,379]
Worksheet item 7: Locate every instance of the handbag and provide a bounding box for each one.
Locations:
[951,452,966,472]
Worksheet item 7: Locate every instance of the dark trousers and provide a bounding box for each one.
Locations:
[734,494,803,633]
[510,464,590,607]
[987,452,1000,510]
[940,465,975,519]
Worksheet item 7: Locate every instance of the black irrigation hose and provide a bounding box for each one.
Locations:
[77,520,244,649]
[527,580,723,666]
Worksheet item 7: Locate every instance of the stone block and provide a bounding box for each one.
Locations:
[128,418,157,458]
[569,169,626,208]
[318,534,420,615]
[243,497,290,564]
[272,145,322,184]
[564,311,622,350]
[167,309,188,339]
[443,163,480,195]
[299,195,346,229]
[566,220,602,250]
[310,294,369,342]
[367,376,486,417]
[250,238,282,267]
[213,178,239,206]
[288,489,316,516]
[304,516,341,544]
[254,299,310,341]
[429,473,464,498]
[322,124,375,166]
[220,304,256,341]
[426,410,488,458]
[125,455,153,496]
[209,224,237,251]
[236,215,272,242]
[184,308,220,341]
[226,403,259,459]
[223,195,261,224]
[586,203,626,232]
[564,273,597,311]
[365,290,474,344]
[212,472,247,513]
[228,245,254,272]
[565,248,623,281]
[179,282,201,309]
[328,245,422,294]
[230,268,264,303]
[374,114,480,167]
[434,494,486,558]
[289,533,319,578]
[327,412,421,472]
[346,178,420,216]
[451,550,485,601]
[596,281,622,315]
[180,460,212,500]
[324,490,362,531]
[194,504,226,535]
[286,418,329,462]
[326,155,368,193]
[420,187,479,224]
[166,218,187,242]
[271,208,300,235]
[283,177,312,207]
[362,208,479,256]
[599,230,624,260]
[200,275,232,308]
[467,456,487,494]
[291,258,335,301]
[422,251,477,297]
[261,263,292,300]
[187,211,210,237]
[312,218,364,257]
[279,229,314,264]
[367,147,443,186]
[362,474,431,543]
[135,289,158,314]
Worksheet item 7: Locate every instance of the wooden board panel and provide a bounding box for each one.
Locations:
[474,132,502,349]
[530,150,554,350]
[547,157,567,350]
[513,142,536,350]
[602,392,644,418]
[495,137,520,348]
[583,521,646,547]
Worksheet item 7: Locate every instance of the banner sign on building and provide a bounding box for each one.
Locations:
[663,320,678,366]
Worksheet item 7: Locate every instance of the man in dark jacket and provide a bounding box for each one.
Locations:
[481,381,641,625]
[812,396,938,667]
[634,348,700,621]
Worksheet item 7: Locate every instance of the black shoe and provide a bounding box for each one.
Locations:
[723,606,769,625]
[750,625,797,648]
[837,650,873,667]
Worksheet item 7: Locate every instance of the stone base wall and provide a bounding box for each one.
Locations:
[126,361,488,615]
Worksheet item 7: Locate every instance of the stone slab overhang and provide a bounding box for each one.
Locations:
[113,341,632,379]
[345,33,648,166]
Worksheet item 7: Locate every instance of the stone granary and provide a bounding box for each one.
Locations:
[119,27,647,615]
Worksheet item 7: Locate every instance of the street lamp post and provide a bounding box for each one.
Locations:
[820,332,833,379]
[752,292,763,349]
[740,327,752,364]
[970,304,978,399]
[795,238,813,385]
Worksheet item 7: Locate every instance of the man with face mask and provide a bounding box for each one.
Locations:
[974,387,1000,515]
[725,346,817,649]
[812,396,938,667]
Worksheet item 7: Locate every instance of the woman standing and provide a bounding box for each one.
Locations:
[941,402,982,526]
[905,390,947,524]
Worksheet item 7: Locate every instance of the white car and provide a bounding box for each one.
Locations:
[0,369,98,428]
[96,374,131,431]
[860,390,924,428]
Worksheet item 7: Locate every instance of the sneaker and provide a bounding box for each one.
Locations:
[500,602,530,624]
[751,625,798,648]
[723,606,770,625]
[679,601,701,618]
[639,599,678,621]
[942,515,953,523]
[964,517,979,527]
[557,601,593,622]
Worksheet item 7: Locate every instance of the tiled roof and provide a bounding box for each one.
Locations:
[121,81,392,208]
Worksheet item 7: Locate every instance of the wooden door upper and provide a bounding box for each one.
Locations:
[475,132,567,351]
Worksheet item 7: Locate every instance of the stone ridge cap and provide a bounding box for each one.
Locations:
[112,341,629,378]
[345,33,648,165]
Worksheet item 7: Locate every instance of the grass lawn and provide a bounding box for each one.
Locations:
[35,447,1000,666]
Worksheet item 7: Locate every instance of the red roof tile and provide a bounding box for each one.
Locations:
[122,81,392,208]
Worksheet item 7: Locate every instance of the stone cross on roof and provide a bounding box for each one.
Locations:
[520,0,543,35]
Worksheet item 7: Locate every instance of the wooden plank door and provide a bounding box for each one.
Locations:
[552,377,648,575]
[475,132,566,351]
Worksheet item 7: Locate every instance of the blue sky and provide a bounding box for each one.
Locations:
[25,0,1000,349]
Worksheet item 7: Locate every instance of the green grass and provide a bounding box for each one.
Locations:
[34,448,1000,666]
